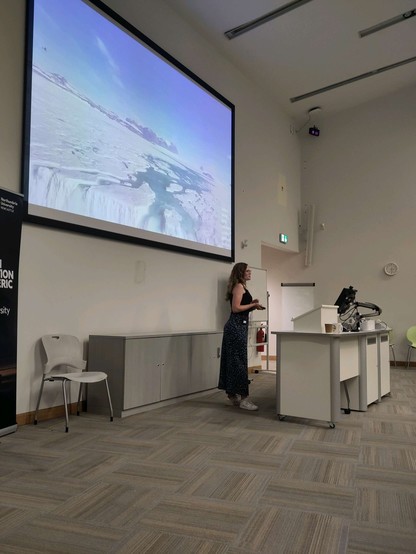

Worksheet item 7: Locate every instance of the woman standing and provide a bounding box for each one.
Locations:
[218,262,264,411]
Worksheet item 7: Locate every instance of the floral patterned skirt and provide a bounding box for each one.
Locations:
[218,312,249,397]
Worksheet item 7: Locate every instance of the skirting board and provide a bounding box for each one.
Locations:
[14,361,413,425]
[248,365,262,373]
[16,401,87,426]
[16,388,220,424]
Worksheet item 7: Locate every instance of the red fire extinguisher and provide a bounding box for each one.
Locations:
[256,327,265,352]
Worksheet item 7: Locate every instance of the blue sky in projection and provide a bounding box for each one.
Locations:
[32,0,232,184]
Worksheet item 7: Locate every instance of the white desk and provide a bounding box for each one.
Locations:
[272,329,390,427]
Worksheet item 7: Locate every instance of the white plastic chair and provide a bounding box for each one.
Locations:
[34,334,113,432]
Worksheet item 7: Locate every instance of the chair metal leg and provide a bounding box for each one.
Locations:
[389,345,396,368]
[407,346,412,368]
[62,379,70,432]
[342,381,351,414]
[77,382,83,416]
[34,378,46,424]
[104,379,114,422]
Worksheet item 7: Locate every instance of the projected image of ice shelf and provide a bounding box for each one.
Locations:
[23,0,234,260]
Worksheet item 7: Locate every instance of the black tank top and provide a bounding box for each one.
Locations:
[230,288,253,316]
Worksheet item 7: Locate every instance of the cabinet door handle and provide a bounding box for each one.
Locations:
[217,347,221,358]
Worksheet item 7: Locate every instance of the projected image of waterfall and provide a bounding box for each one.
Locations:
[24,0,233,259]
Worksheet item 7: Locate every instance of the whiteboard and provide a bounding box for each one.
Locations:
[249,267,268,322]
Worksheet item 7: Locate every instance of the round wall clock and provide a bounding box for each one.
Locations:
[383,262,398,276]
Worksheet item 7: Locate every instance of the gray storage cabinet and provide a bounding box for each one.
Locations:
[87,332,222,417]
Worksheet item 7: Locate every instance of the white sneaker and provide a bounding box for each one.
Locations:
[228,394,242,407]
[239,399,258,411]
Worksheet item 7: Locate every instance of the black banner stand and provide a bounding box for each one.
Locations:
[0,188,23,437]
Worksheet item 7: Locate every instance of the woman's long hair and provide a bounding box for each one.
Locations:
[225,262,247,301]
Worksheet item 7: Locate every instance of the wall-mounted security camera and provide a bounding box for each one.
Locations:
[309,125,320,137]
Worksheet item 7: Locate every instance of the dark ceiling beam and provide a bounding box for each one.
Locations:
[225,0,314,39]
[290,55,416,102]
[359,9,416,38]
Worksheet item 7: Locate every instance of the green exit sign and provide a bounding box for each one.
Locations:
[279,233,288,244]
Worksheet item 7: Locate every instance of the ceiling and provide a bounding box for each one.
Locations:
[163,0,416,124]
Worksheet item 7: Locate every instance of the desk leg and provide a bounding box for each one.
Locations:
[377,334,381,402]
[358,336,367,411]
[275,334,281,416]
[330,338,341,426]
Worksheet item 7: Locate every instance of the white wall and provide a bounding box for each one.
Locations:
[0,0,301,413]
[264,84,416,361]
